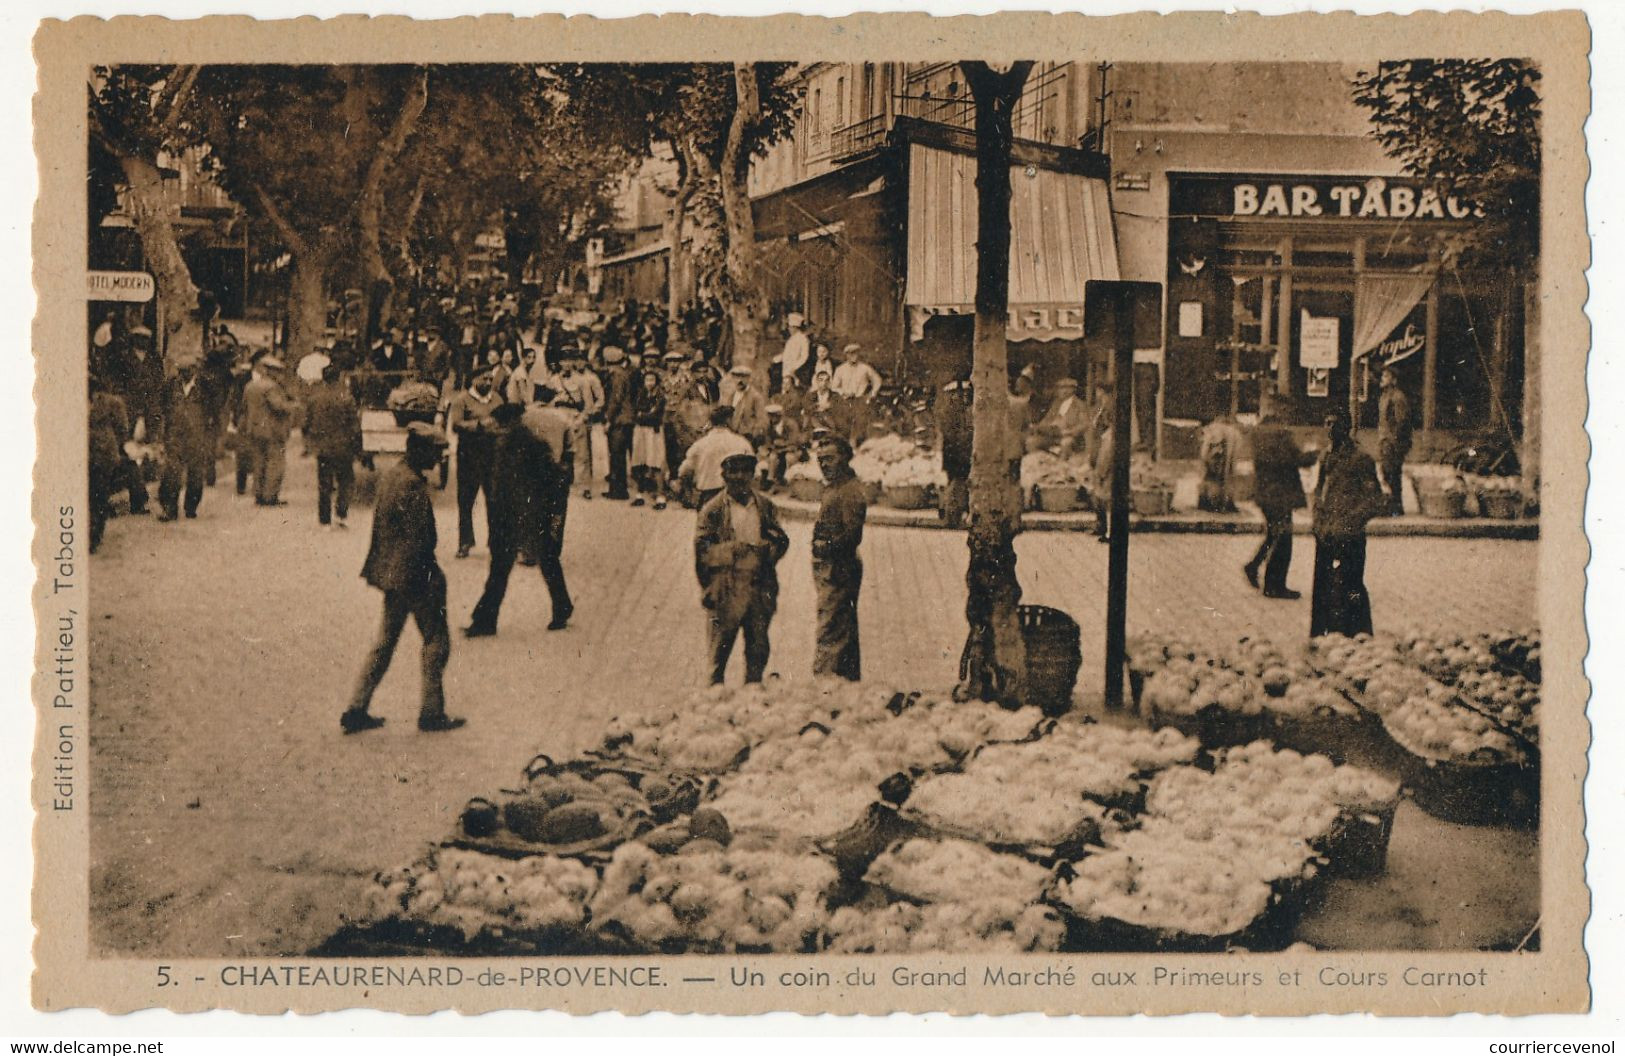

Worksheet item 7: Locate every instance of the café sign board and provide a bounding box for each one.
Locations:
[88,270,155,303]
[1170,173,1482,222]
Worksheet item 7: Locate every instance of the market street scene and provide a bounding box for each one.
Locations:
[84,58,1545,960]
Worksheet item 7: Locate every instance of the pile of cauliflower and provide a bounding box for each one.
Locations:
[823,899,1066,953]
[1054,742,1398,939]
[588,841,839,952]
[361,848,598,940]
[866,837,1053,906]
[851,434,921,485]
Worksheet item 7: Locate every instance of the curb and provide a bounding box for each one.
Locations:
[768,496,1539,540]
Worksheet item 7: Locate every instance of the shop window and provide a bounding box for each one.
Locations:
[1292,248,1356,269]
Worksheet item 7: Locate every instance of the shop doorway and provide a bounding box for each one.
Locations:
[1289,284,1354,421]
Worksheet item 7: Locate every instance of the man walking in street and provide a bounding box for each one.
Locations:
[1377,365,1413,516]
[304,363,363,529]
[600,345,636,500]
[465,390,575,638]
[812,436,868,680]
[157,353,212,522]
[678,405,755,510]
[241,354,299,507]
[694,452,790,685]
[1244,392,1318,599]
[344,422,464,734]
[449,365,502,558]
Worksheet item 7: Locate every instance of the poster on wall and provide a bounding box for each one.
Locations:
[1306,367,1331,398]
[1300,312,1340,368]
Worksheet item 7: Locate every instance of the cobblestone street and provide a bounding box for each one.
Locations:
[87,454,1539,957]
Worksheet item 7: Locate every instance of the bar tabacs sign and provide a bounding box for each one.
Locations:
[1172,174,1483,222]
[87,270,155,303]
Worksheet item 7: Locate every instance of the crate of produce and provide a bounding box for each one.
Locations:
[880,483,932,509]
[1415,485,1466,519]
[1266,706,1383,768]
[1048,860,1313,954]
[1035,484,1084,513]
[1404,750,1539,828]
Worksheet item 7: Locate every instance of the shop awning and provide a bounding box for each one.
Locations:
[905,143,1120,342]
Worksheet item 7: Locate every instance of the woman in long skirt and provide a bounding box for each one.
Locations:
[630,369,668,509]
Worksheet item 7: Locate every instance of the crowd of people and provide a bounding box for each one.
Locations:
[87,282,1407,732]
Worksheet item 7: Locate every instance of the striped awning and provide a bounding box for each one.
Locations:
[905,144,1120,342]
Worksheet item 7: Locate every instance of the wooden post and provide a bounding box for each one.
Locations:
[1104,286,1135,711]
[1422,279,1438,436]
[1275,236,1294,398]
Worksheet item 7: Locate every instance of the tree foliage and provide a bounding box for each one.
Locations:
[1352,59,1541,269]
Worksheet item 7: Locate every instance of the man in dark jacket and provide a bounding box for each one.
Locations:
[157,353,213,521]
[304,363,363,528]
[812,436,868,680]
[1243,395,1319,599]
[344,423,463,734]
[600,346,635,500]
[694,452,790,685]
[465,391,575,637]
[1310,412,1387,639]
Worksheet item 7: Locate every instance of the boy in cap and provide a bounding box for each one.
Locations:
[344,422,464,734]
[694,452,789,685]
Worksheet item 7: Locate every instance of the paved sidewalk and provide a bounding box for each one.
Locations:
[86,454,1539,956]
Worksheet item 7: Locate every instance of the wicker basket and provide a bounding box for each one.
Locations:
[881,484,932,510]
[787,478,823,503]
[1035,485,1084,513]
[1019,604,1082,717]
[1131,486,1174,516]
[1477,490,1524,519]
[1416,487,1466,519]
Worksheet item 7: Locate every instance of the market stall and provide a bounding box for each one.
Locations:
[324,668,1458,957]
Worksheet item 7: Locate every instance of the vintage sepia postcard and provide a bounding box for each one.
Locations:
[30,10,1592,1016]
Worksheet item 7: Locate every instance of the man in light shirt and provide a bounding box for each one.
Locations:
[775,312,809,394]
[830,343,883,400]
[677,405,755,510]
[693,452,790,685]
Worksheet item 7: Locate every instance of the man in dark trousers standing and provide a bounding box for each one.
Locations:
[157,353,213,522]
[812,436,868,680]
[241,354,298,506]
[448,365,502,558]
[600,345,635,500]
[465,389,575,637]
[1311,411,1387,638]
[343,422,464,734]
[304,363,363,529]
[1376,365,1413,516]
[1244,392,1318,599]
[694,453,790,685]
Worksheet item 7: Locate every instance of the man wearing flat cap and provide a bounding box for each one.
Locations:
[344,422,464,735]
[241,353,300,506]
[694,451,789,685]
[157,353,213,521]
